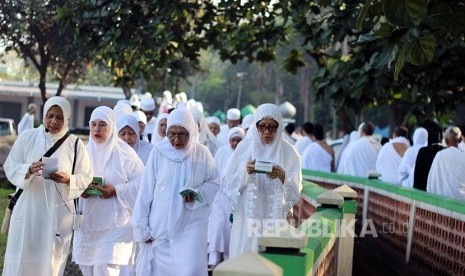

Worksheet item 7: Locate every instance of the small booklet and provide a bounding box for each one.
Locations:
[255,159,273,174]
[85,176,104,196]
[179,188,203,203]
[42,157,58,178]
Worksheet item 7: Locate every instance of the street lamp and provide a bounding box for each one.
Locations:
[236,72,247,109]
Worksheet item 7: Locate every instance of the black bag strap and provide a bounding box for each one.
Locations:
[8,132,71,210]
[72,138,79,213]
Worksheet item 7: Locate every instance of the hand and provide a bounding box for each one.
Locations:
[183,192,195,203]
[246,160,256,175]
[266,165,286,184]
[28,161,44,177]
[100,184,117,199]
[81,191,90,198]
[49,172,70,185]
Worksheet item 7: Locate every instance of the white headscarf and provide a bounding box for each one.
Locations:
[132,111,147,125]
[113,102,133,122]
[250,103,284,163]
[117,114,140,147]
[228,127,245,140]
[151,113,169,145]
[157,107,199,162]
[86,106,118,175]
[42,96,72,145]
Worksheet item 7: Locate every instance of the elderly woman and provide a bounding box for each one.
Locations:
[150,113,168,145]
[72,106,144,276]
[224,103,302,258]
[3,96,93,276]
[117,114,154,165]
[133,107,219,276]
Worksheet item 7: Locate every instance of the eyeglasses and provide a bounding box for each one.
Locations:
[167,131,189,140]
[256,123,279,133]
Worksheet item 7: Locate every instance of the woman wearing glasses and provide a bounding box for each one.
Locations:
[224,103,302,258]
[73,106,144,275]
[133,107,219,276]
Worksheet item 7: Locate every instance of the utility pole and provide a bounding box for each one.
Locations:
[236,72,247,109]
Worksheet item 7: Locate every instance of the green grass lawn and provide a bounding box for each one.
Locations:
[0,187,14,272]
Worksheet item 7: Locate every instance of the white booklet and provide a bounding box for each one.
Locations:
[42,157,58,178]
[255,159,273,174]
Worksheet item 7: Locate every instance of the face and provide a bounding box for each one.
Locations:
[227,119,241,128]
[144,110,154,121]
[209,123,220,136]
[118,126,138,148]
[44,106,65,134]
[158,118,167,137]
[256,118,279,145]
[167,126,190,150]
[90,119,110,144]
[138,121,146,135]
[30,107,37,115]
[229,136,243,150]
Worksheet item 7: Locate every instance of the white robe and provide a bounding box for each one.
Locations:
[224,139,302,258]
[217,124,231,147]
[208,145,234,264]
[132,142,219,276]
[72,139,144,267]
[376,137,410,184]
[294,136,312,156]
[3,126,93,276]
[427,147,465,200]
[144,117,156,142]
[338,136,381,177]
[302,142,332,172]
[135,140,154,165]
[398,128,427,187]
[17,112,34,135]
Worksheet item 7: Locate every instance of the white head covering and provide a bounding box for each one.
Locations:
[412,127,428,147]
[42,96,71,143]
[129,94,141,109]
[117,114,140,137]
[140,97,156,111]
[151,113,169,144]
[207,116,221,126]
[250,103,284,163]
[113,102,133,122]
[228,127,245,140]
[28,103,37,111]
[157,107,199,162]
[227,108,241,120]
[86,106,118,175]
[179,92,188,102]
[132,110,147,125]
[163,90,173,104]
[241,114,254,130]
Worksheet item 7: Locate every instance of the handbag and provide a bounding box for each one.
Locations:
[1,133,76,235]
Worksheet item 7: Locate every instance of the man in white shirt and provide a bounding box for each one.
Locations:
[17,103,37,135]
[427,126,465,200]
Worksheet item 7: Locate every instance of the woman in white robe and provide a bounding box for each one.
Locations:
[117,114,153,165]
[224,103,302,258]
[3,96,93,276]
[398,127,428,187]
[132,107,219,276]
[150,113,169,145]
[208,127,245,267]
[72,106,144,276]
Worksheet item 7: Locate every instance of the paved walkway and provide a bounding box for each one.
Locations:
[353,236,434,276]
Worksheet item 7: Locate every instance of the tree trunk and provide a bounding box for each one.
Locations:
[336,107,355,134]
[122,85,132,100]
[39,71,48,105]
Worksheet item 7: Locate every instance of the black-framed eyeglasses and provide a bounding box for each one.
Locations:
[167,131,189,140]
[256,123,279,133]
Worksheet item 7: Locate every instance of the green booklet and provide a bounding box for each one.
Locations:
[86,176,104,196]
[179,188,203,203]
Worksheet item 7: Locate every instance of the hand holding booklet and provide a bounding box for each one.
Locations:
[85,176,104,196]
[42,157,58,178]
[179,188,203,203]
[255,159,273,174]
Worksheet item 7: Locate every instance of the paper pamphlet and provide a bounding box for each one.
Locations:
[42,157,58,178]
[86,176,104,196]
[179,188,203,203]
[255,159,273,174]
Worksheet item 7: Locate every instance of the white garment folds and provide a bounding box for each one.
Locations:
[376,137,410,184]
[427,147,465,200]
[302,142,332,172]
[338,136,381,177]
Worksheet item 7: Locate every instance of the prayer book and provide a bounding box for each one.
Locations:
[179,188,203,203]
[42,157,58,178]
[255,159,273,174]
[86,176,104,196]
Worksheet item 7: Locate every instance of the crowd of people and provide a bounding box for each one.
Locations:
[4,90,465,275]
[3,93,302,276]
